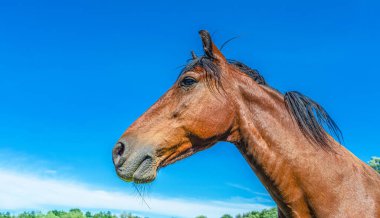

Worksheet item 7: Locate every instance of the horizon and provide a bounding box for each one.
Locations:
[1,1,379,217]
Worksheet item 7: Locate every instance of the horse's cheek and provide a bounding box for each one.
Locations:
[188,105,234,139]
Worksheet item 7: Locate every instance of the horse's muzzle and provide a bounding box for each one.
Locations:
[112,139,157,183]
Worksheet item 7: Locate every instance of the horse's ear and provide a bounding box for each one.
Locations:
[199,30,226,63]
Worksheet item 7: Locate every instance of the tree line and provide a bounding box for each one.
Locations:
[0,208,278,218]
[0,209,140,218]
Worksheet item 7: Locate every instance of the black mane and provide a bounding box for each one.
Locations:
[284,91,343,150]
[180,55,343,150]
[228,60,267,86]
[180,57,267,86]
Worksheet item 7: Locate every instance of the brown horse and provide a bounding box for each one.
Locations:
[112,30,380,217]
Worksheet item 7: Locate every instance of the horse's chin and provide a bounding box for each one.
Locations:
[117,170,157,184]
[132,169,157,184]
[116,158,157,184]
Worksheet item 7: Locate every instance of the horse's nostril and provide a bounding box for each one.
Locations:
[116,142,125,156]
[113,141,126,167]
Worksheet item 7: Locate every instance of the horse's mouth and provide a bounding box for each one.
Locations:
[116,151,191,184]
[114,142,197,184]
[158,150,194,168]
[116,156,157,184]
[157,141,212,168]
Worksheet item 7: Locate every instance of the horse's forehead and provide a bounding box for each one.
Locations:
[186,65,205,74]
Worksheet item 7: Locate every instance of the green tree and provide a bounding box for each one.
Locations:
[85,212,92,218]
[17,211,43,218]
[49,210,67,217]
[120,213,140,218]
[221,214,233,218]
[195,216,207,218]
[260,208,277,218]
[368,156,380,173]
[44,212,59,218]
[0,212,12,218]
[92,211,116,218]
[60,209,84,218]
[236,208,277,218]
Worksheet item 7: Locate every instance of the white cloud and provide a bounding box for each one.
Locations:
[0,168,272,218]
[226,183,270,197]
[43,169,57,175]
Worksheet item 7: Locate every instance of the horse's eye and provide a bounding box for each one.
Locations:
[180,76,197,87]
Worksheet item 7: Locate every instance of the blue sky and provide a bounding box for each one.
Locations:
[0,0,379,217]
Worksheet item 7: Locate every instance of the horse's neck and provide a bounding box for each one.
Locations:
[226,75,380,217]
[229,84,337,216]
